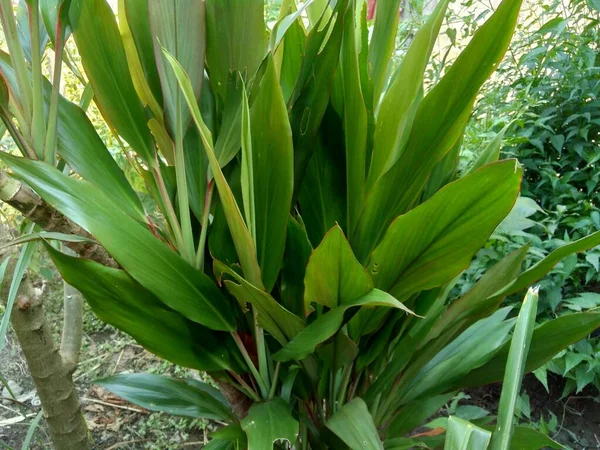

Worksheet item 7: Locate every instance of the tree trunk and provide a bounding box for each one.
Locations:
[2,256,90,449]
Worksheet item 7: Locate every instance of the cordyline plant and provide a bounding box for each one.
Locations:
[0,0,600,449]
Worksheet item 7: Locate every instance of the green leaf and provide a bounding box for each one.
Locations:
[353,0,523,260]
[368,0,402,103]
[341,1,368,235]
[249,56,294,292]
[205,425,247,450]
[445,416,492,450]
[40,0,71,47]
[274,289,415,362]
[45,244,237,371]
[508,427,563,449]
[205,0,268,102]
[0,231,93,249]
[460,313,600,388]
[122,0,163,106]
[69,0,154,163]
[162,47,263,287]
[149,0,204,134]
[304,225,372,312]
[241,399,299,450]
[466,125,508,175]
[215,260,304,346]
[427,245,530,343]
[491,288,539,450]
[326,398,383,450]
[498,229,600,297]
[387,392,456,438]
[400,308,515,403]
[97,373,234,420]
[370,160,522,300]
[367,0,449,189]
[1,154,236,332]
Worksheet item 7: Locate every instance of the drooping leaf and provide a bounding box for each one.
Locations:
[353,0,524,260]
[1,154,236,332]
[69,0,154,163]
[370,160,522,300]
[326,398,383,450]
[45,243,237,371]
[304,225,372,312]
[241,399,299,450]
[97,373,234,420]
[274,289,415,362]
[387,392,456,438]
[444,416,492,450]
[491,288,538,450]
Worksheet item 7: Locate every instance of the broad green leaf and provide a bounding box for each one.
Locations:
[240,86,255,240]
[370,160,522,300]
[289,0,346,192]
[298,108,347,247]
[422,136,461,200]
[304,225,372,312]
[367,0,448,189]
[205,425,247,450]
[353,0,523,260]
[459,312,600,388]
[69,0,153,163]
[213,76,243,168]
[274,289,415,362]
[445,416,492,450]
[44,243,237,371]
[40,0,71,46]
[399,308,515,403]
[149,1,204,134]
[498,229,600,297]
[368,0,402,103]
[162,48,263,287]
[2,154,236,331]
[16,0,49,64]
[118,0,163,120]
[0,51,144,220]
[122,0,163,105]
[466,125,509,175]
[97,373,234,420]
[280,216,313,317]
[427,245,530,343]
[326,398,383,450]
[341,0,368,235]
[249,57,294,292]
[205,0,267,102]
[387,392,456,438]
[241,399,299,450]
[215,260,304,346]
[507,427,563,449]
[491,288,538,450]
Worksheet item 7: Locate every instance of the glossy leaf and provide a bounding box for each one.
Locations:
[69,0,154,163]
[98,373,234,420]
[353,0,523,260]
[491,288,538,450]
[241,399,298,450]
[45,243,237,371]
[249,57,294,292]
[274,289,415,362]
[445,416,492,450]
[1,154,236,331]
[304,225,372,311]
[326,398,383,450]
[370,160,522,300]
